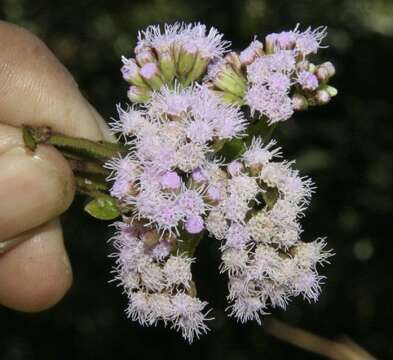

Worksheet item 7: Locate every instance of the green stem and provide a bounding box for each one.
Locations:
[22,125,128,162]
[98,140,128,153]
[75,175,109,195]
[48,134,125,161]
[68,159,110,176]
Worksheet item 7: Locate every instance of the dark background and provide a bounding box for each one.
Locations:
[0,0,392,358]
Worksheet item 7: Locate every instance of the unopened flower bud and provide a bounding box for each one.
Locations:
[239,40,264,65]
[322,61,336,77]
[184,54,210,86]
[325,85,338,97]
[142,229,160,247]
[315,89,331,105]
[214,90,244,105]
[128,182,140,196]
[192,168,208,183]
[207,185,222,202]
[160,171,181,190]
[136,48,157,66]
[140,62,164,90]
[298,71,319,91]
[171,40,182,64]
[134,43,148,54]
[225,52,242,70]
[227,161,244,177]
[315,66,329,82]
[127,85,151,103]
[292,94,309,111]
[121,57,147,87]
[156,48,176,83]
[265,33,296,54]
[185,215,204,234]
[177,43,198,78]
[308,63,317,73]
[211,63,247,97]
[296,60,310,72]
[316,62,336,82]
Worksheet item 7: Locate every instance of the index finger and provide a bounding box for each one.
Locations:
[0,21,112,141]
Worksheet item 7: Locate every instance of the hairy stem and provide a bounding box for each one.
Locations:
[22,125,128,162]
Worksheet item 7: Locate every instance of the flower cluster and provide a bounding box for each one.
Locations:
[121,23,230,103]
[111,221,211,343]
[214,141,332,322]
[207,24,337,124]
[107,83,247,237]
[107,22,335,342]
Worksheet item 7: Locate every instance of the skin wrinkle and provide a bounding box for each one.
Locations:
[0,62,15,96]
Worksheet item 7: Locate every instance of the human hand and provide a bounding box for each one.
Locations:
[0,21,112,312]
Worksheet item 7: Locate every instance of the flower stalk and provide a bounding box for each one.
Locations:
[22,125,128,161]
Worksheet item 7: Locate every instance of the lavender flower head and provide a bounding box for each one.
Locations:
[107,22,337,343]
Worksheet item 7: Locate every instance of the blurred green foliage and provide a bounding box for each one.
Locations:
[0,0,392,359]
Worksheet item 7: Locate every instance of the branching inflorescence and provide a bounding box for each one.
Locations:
[107,22,336,343]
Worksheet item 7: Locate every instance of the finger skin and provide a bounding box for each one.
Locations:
[0,124,75,242]
[0,21,109,140]
[0,219,73,312]
[0,21,114,312]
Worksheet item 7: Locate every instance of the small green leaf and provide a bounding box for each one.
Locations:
[84,195,120,220]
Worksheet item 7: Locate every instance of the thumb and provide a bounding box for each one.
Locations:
[0,219,73,312]
[0,124,75,242]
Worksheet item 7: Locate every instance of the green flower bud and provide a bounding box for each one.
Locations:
[184,55,210,86]
[136,48,156,66]
[325,85,338,97]
[177,43,198,78]
[142,229,160,247]
[239,41,264,66]
[315,89,331,105]
[225,52,242,71]
[213,90,245,105]
[121,57,148,87]
[322,61,336,77]
[316,66,329,82]
[211,64,247,97]
[127,85,151,103]
[157,48,176,83]
[308,63,317,73]
[316,62,336,82]
[292,94,309,111]
[140,62,164,90]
